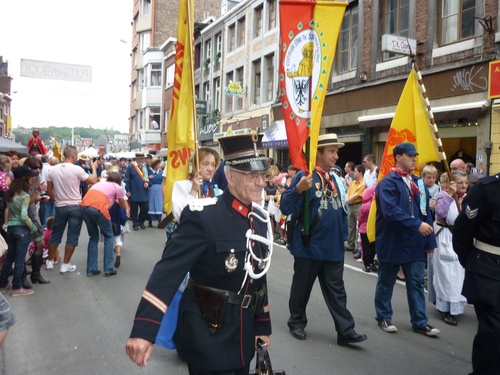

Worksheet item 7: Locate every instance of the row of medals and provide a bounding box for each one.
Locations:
[316,185,341,210]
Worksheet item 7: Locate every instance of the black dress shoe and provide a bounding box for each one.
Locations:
[337,332,368,346]
[442,312,457,326]
[133,226,139,231]
[140,224,146,229]
[104,271,117,277]
[290,328,307,340]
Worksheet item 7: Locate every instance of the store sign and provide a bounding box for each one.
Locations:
[224,81,245,96]
[488,60,500,99]
[381,34,416,56]
[196,100,208,116]
[198,121,219,142]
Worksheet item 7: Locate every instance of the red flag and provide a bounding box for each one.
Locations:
[279,0,346,172]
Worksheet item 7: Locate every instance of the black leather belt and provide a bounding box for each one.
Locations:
[186,278,254,309]
[348,202,362,206]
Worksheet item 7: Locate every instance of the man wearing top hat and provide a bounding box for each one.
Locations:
[374,142,439,337]
[124,152,152,231]
[280,133,368,346]
[126,133,273,374]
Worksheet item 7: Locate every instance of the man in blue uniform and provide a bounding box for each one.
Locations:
[126,134,273,375]
[374,142,439,336]
[453,173,500,375]
[124,152,151,230]
[280,133,367,346]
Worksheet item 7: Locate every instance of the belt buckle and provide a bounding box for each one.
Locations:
[241,294,252,309]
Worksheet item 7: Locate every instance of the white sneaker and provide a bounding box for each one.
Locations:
[60,263,77,273]
[46,260,54,270]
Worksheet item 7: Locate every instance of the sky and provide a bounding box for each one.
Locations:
[1,0,133,134]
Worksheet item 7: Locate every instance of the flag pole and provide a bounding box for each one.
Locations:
[186,0,201,197]
[303,137,311,235]
[409,52,461,210]
[187,0,199,162]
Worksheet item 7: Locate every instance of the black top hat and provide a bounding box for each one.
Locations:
[13,164,39,179]
[218,133,270,171]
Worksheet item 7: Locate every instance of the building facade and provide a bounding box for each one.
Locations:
[138,0,500,175]
[0,57,13,139]
[127,0,221,153]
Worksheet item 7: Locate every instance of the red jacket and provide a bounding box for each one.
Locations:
[27,136,47,155]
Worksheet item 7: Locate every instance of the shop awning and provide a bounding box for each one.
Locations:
[262,120,288,148]
[0,137,28,153]
[358,100,489,128]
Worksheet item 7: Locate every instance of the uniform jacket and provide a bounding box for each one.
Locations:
[280,169,348,261]
[453,174,500,308]
[124,163,152,202]
[130,191,271,371]
[375,171,436,263]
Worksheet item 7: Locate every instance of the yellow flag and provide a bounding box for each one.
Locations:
[367,66,439,242]
[164,0,196,214]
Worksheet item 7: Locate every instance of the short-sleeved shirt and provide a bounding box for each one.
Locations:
[80,181,124,220]
[364,168,378,188]
[48,163,89,207]
[346,179,365,205]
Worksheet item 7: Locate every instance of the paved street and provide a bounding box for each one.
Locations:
[1,224,475,375]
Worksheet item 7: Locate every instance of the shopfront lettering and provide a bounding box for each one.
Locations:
[199,122,218,135]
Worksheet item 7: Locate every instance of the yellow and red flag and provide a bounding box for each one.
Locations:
[164,0,196,214]
[367,66,440,241]
[279,0,346,172]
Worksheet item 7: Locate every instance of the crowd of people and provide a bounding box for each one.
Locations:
[0,146,170,344]
[0,137,497,375]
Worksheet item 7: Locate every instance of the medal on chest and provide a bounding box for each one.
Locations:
[225,249,238,272]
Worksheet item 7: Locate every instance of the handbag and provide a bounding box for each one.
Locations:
[249,338,286,375]
[0,233,8,257]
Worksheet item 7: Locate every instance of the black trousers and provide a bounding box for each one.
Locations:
[288,257,355,337]
[360,233,376,267]
[471,303,500,375]
[130,201,149,228]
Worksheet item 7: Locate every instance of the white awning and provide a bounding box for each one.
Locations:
[358,100,489,128]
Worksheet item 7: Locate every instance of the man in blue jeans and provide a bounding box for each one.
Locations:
[46,146,99,274]
[374,142,439,336]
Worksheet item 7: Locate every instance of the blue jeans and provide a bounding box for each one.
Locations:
[42,200,56,228]
[49,205,83,246]
[0,226,33,290]
[81,206,114,274]
[374,261,428,328]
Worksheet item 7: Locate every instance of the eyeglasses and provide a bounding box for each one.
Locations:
[231,169,271,182]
